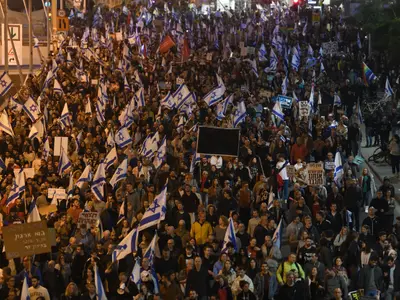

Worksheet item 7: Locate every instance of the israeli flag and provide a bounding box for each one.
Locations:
[21,275,30,300]
[29,117,45,141]
[43,69,54,89]
[27,197,41,223]
[173,84,192,109]
[138,184,167,231]
[307,44,314,57]
[53,79,64,95]
[267,187,274,209]
[140,133,159,158]
[259,44,267,61]
[0,157,6,172]
[143,232,158,266]
[107,130,115,148]
[333,92,342,106]
[60,103,72,128]
[233,102,246,128]
[160,92,175,109]
[94,264,107,300]
[7,169,25,207]
[85,99,92,114]
[76,165,92,189]
[110,159,128,189]
[23,97,41,122]
[153,137,166,169]
[104,147,118,170]
[385,77,394,98]
[334,152,344,185]
[245,59,259,78]
[272,219,283,248]
[91,162,106,202]
[190,152,201,173]
[58,148,71,177]
[292,91,299,103]
[272,101,285,123]
[221,218,237,253]
[357,99,364,124]
[291,47,300,71]
[264,49,278,73]
[131,258,141,284]
[42,137,51,161]
[309,84,315,114]
[0,72,13,96]
[115,126,133,148]
[203,84,226,106]
[112,227,138,262]
[320,61,325,74]
[281,76,288,96]
[135,87,145,107]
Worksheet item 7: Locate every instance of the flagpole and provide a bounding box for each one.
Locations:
[28,0,33,74]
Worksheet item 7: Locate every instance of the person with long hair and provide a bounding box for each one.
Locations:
[307,267,324,300]
[389,134,400,178]
[332,257,349,287]
[218,260,236,286]
[60,282,80,300]
[211,275,233,300]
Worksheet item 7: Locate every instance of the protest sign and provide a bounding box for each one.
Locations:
[286,165,296,178]
[247,47,255,55]
[48,188,67,200]
[274,95,293,109]
[38,204,58,215]
[322,42,338,55]
[13,168,35,179]
[54,137,69,156]
[299,101,310,117]
[306,163,324,186]
[3,221,52,259]
[77,212,100,228]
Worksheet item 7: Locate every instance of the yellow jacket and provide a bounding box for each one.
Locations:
[276,261,305,284]
[190,220,213,245]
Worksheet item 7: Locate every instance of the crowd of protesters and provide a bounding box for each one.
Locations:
[1,0,400,299]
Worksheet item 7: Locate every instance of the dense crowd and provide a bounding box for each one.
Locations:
[0,1,400,300]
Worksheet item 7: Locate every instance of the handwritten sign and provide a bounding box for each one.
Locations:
[299,101,310,117]
[48,188,67,200]
[306,163,324,186]
[77,212,100,227]
[3,221,52,259]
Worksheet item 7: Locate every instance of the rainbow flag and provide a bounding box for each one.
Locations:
[362,62,377,86]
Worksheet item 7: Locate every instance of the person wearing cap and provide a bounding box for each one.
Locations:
[358,255,384,298]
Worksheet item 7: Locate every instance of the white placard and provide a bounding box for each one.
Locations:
[206,53,213,61]
[77,212,100,227]
[54,137,69,156]
[299,101,310,117]
[240,46,248,57]
[48,188,67,199]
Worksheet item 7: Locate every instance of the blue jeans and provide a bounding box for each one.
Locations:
[365,127,372,146]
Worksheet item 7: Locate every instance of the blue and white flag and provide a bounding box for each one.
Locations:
[42,137,51,161]
[91,162,106,202]
[267,187,274,209]
[110,158,128,188]
[28,117,45,141]
[85,99,92,114]
[221,218,237,253]
[272,219,283,248]
[357,99,364,124]
[43,69,54,89]
[131,258,141,284]
[302,22,308,36]
[264,49,278,73]
[143,232,157,266]
[307,44,314,57]
[320,61,325,74]
[107,130,115,148]
[160,92,175,109]
[245,59,259,78]
[104,147,118,170]
[385,77,394,98]
[53,79,64,95]
[140,133,159,158]
[281,76,288,96]
[357,32,362,49]
[7,169,25,207]
[309,84,315,114]
[135,87,145,107]
[115,126,132,148]
[272,101,285,123]
[233,102,246,128]
[292,91,299,103]
[138,184,167,231]
[94,264,107,300]
[23,97,41,122]
[259,44,267,61]
[76,165,92,189]
[0,72,13,96]
[0,157,6,172]
[333,92,341,106]
[27,197,41,223]
[203,84,226,106]
[334,152,344,185]
[112,227,138,262]
[190,152,201,173]
[96,88,106,125]
[173,84,192,109]
[153,137,166,169]
[60,103,72,128]
[58,148,71,177]
[21,275,30,300]
[291,47,300,71]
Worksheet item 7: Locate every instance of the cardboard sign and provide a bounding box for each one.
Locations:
[286,165,296,178]
[3,221,52,259]
[77,212,100,228]
[299,101,310,117]
[306,163,324,186]
[38,204,58,215]
[48,188,67,200]
[54,136,68,156]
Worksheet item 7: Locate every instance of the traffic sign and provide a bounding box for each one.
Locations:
[57,17,69,31]
[57,9,66,17]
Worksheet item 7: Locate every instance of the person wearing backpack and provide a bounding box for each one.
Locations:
[276,253,305,285]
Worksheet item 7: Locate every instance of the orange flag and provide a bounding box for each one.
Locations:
[159,35,176,54]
